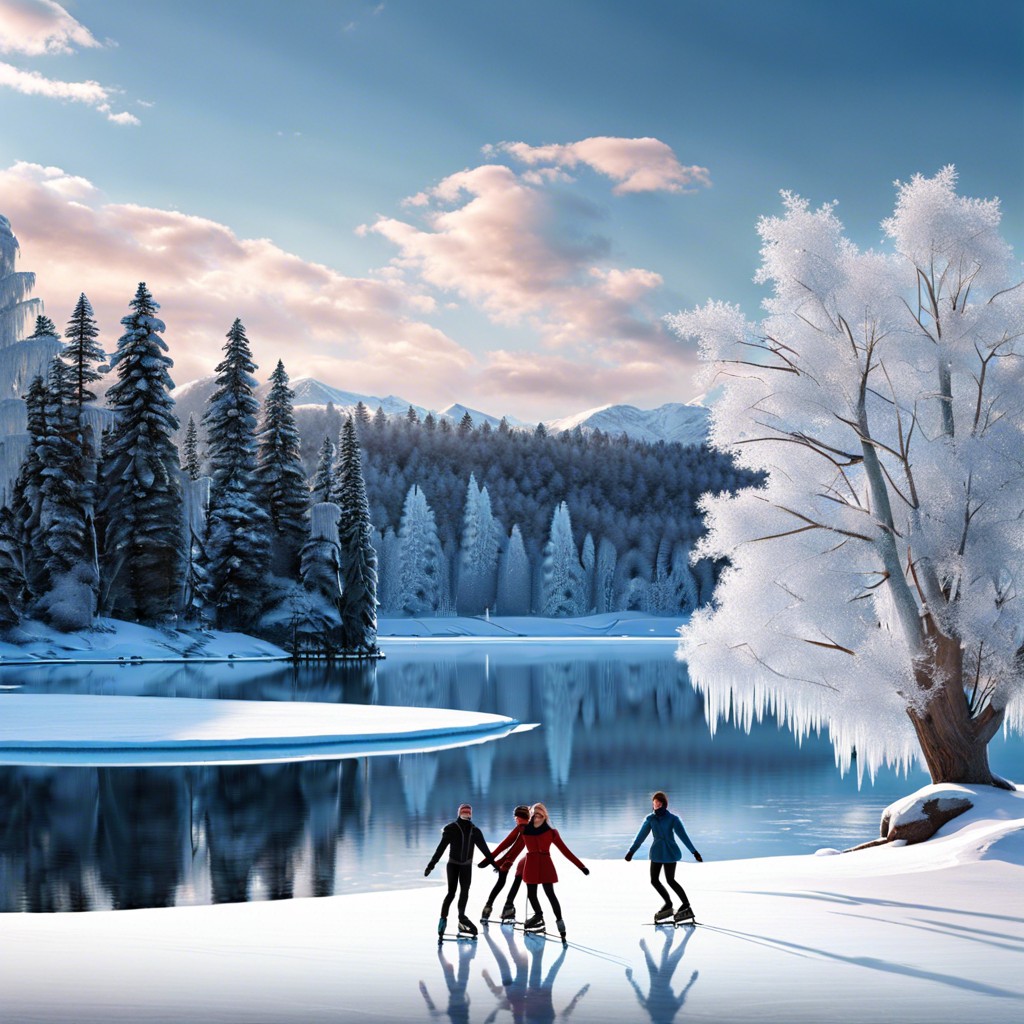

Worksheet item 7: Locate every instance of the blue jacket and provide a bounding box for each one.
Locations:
[627,810,696,863]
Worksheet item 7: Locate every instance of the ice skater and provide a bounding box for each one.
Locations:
[624,791,702,925]
[501,802,589,940]
[479,804,530,922]
[425,802,495,939]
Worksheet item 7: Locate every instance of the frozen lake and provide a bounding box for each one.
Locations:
[1,640,1022,912]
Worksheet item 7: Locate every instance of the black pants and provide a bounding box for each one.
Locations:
[486,867,524,907]
[650,861,689,906]
[526,882,562,920]
[441,862,472,918]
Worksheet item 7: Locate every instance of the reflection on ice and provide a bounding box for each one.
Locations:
[625,928,699,1024]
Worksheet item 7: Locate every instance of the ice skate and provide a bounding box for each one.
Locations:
[457,914,478,937]
[524,912,545,932]
[673,903,695,925]
[654,903,674,924]
[480,902,493,922]
[500,902,516,923]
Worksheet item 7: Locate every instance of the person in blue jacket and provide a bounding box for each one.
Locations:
[624,791,703,924]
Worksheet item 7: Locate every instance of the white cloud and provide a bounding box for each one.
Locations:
[0,61,137,123]
[0,0,99,56]
[492,136,712,194]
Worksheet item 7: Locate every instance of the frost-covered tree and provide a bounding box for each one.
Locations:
[202,318,270,630]
[181,414,201,481]
[0,503,25,627]
[496,523,531,615]
[98,284,183,622]
[311,436,334,504]
[335,417,378,652]
[541,501,584,617]
[456,474,500,614]
[63,293,104,409]
[594,537,617,615]
[255,360,308,577]
[667,168,1024,786]
[396,484,442,615]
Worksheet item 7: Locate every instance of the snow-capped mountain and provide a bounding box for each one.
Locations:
[170,375,709,446]
[544,402,710,447]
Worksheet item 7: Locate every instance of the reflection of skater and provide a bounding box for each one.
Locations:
[625,927,699,1024]
[425,802,494,937]
[420,939,478,1024]
[480,804,530,921]
[624,791,702,924]
[482,924,589,1024]
[503,803,589,939]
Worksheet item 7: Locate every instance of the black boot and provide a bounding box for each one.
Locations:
[674,903,695,924]
[458,914,478,936]
[501,902,516,922]
[524,912,544,931]
[480,902,493,921]
[654,903,673,924]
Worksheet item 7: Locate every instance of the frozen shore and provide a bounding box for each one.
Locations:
[1,783,1021,1023]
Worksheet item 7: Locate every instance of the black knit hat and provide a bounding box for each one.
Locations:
[514,805,530,819]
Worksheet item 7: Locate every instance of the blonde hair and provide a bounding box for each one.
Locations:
[530,802,549,823]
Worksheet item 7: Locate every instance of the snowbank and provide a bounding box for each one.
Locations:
[0,618,289,664]
[1,785,1021,1022]
[0,694,526,766]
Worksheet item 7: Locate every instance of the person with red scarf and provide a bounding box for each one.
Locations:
[500,802,589,939]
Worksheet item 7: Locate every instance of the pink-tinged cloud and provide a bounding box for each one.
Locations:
[1,162,475,404]
[367,157,682,367]
[0,61,138,124]
[493,137,712,195]
[0,0,98,56]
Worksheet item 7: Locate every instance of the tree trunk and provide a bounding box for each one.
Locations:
[909,634,1012,788]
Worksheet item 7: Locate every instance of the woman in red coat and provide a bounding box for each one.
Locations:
[503,802,589,938]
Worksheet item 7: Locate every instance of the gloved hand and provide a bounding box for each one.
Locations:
[694,852,703,863]
[424,864,434,876]
[581,866,590,875]
[624,851,633,862]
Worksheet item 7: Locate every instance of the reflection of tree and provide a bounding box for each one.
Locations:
[250,764,306,899]
[399,752,439,818]
[482,927,588,1024]
[97,768,186,909]
[420,939,477,1024]
[624,928,699,1024]
[203,765,264,903]
[538,663,586,788]
[299,761,341,896]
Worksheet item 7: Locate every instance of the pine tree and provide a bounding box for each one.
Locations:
[255,360,308,577]
[354,401,371,429]
[456,475,500,613]
[336,417,378,652]
[541,501,584,617]
[0,504,26,627]
[298,501,343,651]
[496,524,531,615]
[98,283,183,622]
[396,484,442,615]
[202,318,271,630]
[63,293,104,409]
[34,355,97,629]
[311,436,334,504]
[182,414,201,480]
[457,411,474,437]
[10,374,48,599]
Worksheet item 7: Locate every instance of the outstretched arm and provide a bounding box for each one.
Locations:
[625,818,652,859]
[498,833,525,871]
[425,827,450,874]
[551,830,588,874]
[672,816,699,858]
[481,825,520,866]
[474,826,496,866]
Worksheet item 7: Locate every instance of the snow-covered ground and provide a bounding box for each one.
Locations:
[0,618,289,664]
[2,784,1021,1023]
[0,694,525,766]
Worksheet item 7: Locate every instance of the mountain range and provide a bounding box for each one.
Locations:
[169,375,710,447]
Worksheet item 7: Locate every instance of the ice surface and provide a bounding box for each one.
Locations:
[0,785,1020,1022]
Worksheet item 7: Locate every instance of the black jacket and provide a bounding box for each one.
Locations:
[428,818,493,868]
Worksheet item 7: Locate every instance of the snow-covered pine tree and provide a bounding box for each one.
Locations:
[457,411,473,437]
[667,168,1024,785]
[311,436,334,504]
[63,293,104,409]
[298,501,343,652]
[354,401,370,429]
[255,360,308,577]
[594,537,617,614]
[0,503,25,627]
[396,484,442,615]
[455,475,500,613]
[202,318,271,630]
[335,417,378,652]
[541,501,585,617]
[98,283,183,622]
[9,373,47,598]
[581,532,596,614]
[34,354,97,629]
[496,523,531,615]
[182,414,201,481]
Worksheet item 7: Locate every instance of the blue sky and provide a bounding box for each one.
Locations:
[1,0,1021,420]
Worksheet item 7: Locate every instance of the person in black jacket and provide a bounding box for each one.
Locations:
[425,802,495,937]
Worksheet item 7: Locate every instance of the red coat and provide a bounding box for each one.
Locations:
[489,824,527,874]
[503,825,586,884]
